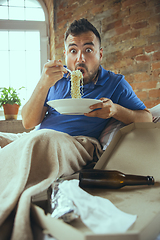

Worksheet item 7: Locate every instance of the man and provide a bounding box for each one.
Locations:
[22,18,152,138]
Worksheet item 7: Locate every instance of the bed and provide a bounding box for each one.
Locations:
[0,104,160,240]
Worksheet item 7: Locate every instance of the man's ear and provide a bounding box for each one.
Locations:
[100,47,103,61]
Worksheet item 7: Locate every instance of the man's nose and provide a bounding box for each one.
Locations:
[77,50,85,63]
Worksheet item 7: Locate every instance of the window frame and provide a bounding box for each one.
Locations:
[0,19,49,71]
[0,0,50,119]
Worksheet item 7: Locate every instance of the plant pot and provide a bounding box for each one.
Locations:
[3,104,20,120]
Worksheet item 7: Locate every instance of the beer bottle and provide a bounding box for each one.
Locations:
[79,169,154,189]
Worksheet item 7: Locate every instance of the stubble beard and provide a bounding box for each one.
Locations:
[83,67,99,84]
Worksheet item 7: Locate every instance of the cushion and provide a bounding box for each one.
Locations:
[99,104,160,150]
[149,104,160,123]
[99,118,125,150]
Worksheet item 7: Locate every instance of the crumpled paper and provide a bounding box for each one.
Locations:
[58,179,137,234]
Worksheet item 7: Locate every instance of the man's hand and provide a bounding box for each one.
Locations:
[22,59,67,129]
[40,60,67,88]
[84,98,117,119]
[84,97,153,124]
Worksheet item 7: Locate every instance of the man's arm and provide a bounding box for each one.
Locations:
[21,60,66,129]
[84,98,152,124]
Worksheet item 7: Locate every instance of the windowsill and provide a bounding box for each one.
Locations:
[0,116,22,120]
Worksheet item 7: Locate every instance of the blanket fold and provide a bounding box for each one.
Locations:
[0,129,103,240]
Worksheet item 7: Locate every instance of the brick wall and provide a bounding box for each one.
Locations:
[43,0,160,108]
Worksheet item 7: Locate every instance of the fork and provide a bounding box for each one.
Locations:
[64,67,72,74]
[48,60,72,74]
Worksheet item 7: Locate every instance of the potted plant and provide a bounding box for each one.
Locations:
[0,86,24,120]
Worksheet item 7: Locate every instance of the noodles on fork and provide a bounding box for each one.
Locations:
[70,70,83,98]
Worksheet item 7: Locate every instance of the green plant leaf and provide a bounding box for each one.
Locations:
[0,86,25,108]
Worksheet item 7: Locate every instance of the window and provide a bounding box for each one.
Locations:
[0,0,45,21]
[0,0,49,117]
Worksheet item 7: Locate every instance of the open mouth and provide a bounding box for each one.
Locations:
[77,67,85,76]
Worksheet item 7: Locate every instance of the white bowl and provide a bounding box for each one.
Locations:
[47,98,102,115]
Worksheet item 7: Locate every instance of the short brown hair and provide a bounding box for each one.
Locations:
[65,18,101,46]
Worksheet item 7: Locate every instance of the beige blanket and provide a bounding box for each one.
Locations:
[0,129,103,240]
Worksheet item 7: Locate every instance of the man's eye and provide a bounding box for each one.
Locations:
[86,48,92,53]
[70,49,77,53]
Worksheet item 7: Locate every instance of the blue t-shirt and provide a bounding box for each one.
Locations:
[38,66,146,139]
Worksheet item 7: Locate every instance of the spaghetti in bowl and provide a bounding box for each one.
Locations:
[47,98,102,115]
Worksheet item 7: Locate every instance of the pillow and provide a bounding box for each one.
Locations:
[149,104,160,123]
[99,118,125,150]
[99,104,160,151]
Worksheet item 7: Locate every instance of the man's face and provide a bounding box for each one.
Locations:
[64,31,103,84]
